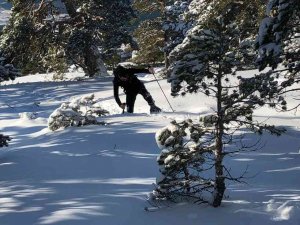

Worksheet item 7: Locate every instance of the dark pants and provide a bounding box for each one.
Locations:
[126,83,154,113]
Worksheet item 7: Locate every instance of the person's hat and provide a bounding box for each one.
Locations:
[113,65,130,79]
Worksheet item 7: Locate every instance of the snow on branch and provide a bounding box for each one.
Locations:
[48,94,109,131]
[150,119,215,204]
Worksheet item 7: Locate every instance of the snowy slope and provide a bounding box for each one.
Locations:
[0,1,11,27]
[0,71,300,225]
[0,0,11,10]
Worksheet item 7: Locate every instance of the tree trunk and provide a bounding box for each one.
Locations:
[213,135,226,207]
[212,69,226,207]
[84,45,108,77]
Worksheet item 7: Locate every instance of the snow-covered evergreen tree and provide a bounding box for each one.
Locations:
[48,94,109,131]
[0,0,45,74]
[65,0,135,76]
[133,18,165,65]
[132,0,173,66]
[150,119,214,203]
[0,0,135,76]
[256,0,299,82]
[165,0,285,207]
[163,0,191,68]
[133,0,194,70]
[163,0,265,72]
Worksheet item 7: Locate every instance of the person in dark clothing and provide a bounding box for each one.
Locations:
[113,64,161,113]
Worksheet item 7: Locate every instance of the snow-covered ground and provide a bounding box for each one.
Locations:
[0,1,11,27]
[0,8,10,26]
[0,70,300,225]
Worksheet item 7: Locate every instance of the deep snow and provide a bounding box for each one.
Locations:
[0,1,11,26]
[0,70,300,225]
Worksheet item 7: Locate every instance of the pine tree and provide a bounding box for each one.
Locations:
[133,17,165,65]
[163,0,285,207]
[64,0,135,76]
[256,0,299,82]
[164,0,265,73]
[0,1,45,74]
[163,0,192,69]
[132,0,170,66]
[134,0,181,67]
[0,0,135,76]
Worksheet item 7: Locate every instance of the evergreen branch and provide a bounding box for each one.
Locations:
[275,103,300,112]
[279,88,300,95]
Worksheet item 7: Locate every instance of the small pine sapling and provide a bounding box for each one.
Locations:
[48,94,109,131]
[150,119,214,204]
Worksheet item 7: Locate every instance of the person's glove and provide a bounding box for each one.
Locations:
[120,103,126,109]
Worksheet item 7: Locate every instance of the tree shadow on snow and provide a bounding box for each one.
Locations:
[0,77,114,120]
[0,113,300,224]
[0,118,164,225]
[221,125,300,223]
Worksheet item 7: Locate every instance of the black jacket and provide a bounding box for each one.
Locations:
[113,66,150,106]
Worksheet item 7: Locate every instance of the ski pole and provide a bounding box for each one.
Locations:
[150,67,175,113]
